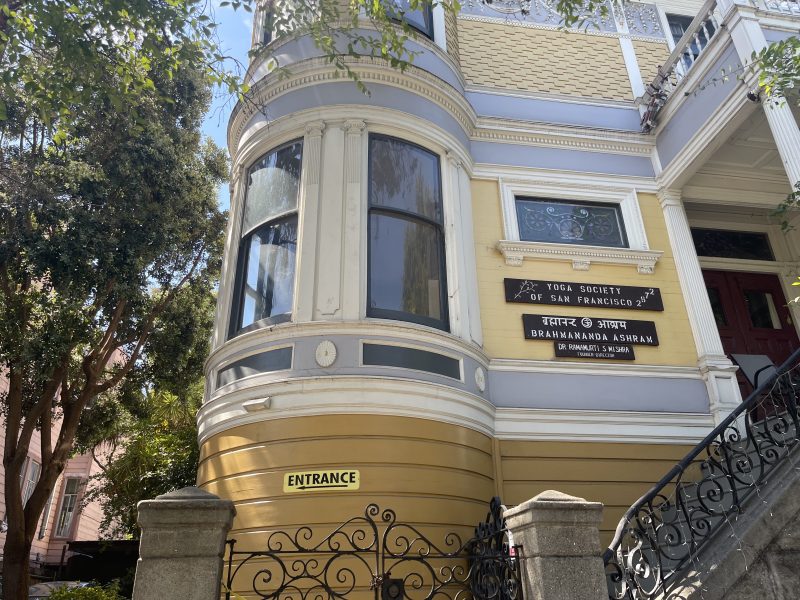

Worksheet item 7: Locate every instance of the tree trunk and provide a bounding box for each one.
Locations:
[2,526,32,600]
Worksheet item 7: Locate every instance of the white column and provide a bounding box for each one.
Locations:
[610,0,647,101]
[658,189,741,422]
[341,119,366,321]
[456,162,483,347]
[724,5,800,187]
[295,121,325,323]
[764,101,800,187]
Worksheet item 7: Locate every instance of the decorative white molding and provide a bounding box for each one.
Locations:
[229,57,476,160]
[496,240,663,273]
[494,407,715,444]
[489,358,702,379]
[197,375,497,444]
[198,373,716,445]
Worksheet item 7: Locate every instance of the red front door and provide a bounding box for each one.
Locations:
[702,270,799,366]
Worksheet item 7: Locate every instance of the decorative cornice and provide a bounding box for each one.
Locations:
[496,239,663,273]
[472,121,654,156]
[228,56,477,159]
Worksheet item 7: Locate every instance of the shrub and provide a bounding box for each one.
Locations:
[48,584,123,600]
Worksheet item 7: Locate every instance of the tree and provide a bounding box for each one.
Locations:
[0,49,226,600]
[81,285,217,539]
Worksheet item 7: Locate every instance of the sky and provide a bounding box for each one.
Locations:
[201,2,254,211]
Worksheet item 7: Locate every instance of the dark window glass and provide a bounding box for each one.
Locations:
[515,197,628,248]
[744,291,781,329]
[232,140,303,336]
[368,135,448,331]
[691,229,775,261]
[363,343,461,379]
[239,217,298,329]
[369,136,441,221]
[706,287,728,327]
[388,0,434,38]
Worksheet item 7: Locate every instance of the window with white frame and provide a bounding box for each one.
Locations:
[367,134,449,331]
[388,0,434,38]
[231,140,303,336]
[21,458,40,505]
[55,478,81,538]
[498,181,660,272]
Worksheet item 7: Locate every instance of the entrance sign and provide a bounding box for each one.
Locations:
[554,341,636,360]
[505,278,664,311]
[523,314,659,346]
[284,470,360,493]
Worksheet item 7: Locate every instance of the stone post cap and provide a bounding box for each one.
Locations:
[504,490,603,527]
[137,486,236,528]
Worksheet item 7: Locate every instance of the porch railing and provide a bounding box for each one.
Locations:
[604,346,800,600]
[640,0,720,132]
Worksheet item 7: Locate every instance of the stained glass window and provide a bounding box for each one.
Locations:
[691,229,775,261]
[515,197,628,248]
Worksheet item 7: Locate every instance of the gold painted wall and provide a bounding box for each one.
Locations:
[444,9,460,67]
[471,179,698,366]
[497,439,694,545]
[457,19,633,101]
[634,39,671,87]
[199,415,495,599]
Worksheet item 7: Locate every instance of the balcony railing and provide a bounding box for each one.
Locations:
[604,346,800,600]
[640,0,720,132]
[758,0,800,15]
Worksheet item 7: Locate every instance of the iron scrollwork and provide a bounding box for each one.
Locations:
[604,348,800,599]
[226,497,523,600]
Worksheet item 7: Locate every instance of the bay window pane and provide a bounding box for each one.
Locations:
[369,213,444,324]
[242,142,302,233]
[369,136,442,222]
[239,216,298,329]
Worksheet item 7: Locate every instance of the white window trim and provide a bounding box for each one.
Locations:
[54,477,82,539]
[497,179,662,273]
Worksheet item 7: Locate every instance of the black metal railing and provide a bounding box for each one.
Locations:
[604,347,800,600]
[225,497,522,600]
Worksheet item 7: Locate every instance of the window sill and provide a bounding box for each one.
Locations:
[496,240,663,274]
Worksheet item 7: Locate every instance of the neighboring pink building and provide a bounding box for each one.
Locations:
[0,376,107,580]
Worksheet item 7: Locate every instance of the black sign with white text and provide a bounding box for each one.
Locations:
[554,341,636,360]
[505,278,663,311]
[522,314,659,346]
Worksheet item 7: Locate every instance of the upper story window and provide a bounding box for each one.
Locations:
[515,197,628,249]
[389,0,434,38]
[232,140,303,335]
[367,134,448,331]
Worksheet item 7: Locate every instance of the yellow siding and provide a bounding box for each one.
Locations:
[445,9,460,67]
[498,440,694,546]
[457,19,632,101]
[472,180,698,366]
[634,39,671,88]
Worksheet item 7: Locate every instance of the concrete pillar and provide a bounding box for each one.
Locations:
[132,487,236,600]
[658,189,741,423]
[504,490,607,600]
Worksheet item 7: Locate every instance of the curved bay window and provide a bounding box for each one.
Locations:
[232,140,303,335]
[368,135,448,331]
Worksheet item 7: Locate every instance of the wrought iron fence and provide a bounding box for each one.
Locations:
[225,497,522,600]
[604,347,800,600]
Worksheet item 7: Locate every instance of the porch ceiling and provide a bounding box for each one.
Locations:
[682,108,792,208]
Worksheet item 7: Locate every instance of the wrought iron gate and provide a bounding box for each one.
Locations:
[225,497,522,600]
